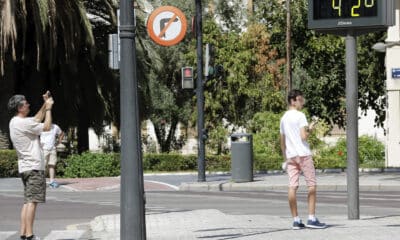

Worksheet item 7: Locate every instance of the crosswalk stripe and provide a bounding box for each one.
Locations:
[43,230,86,240]
[0,231,17,240]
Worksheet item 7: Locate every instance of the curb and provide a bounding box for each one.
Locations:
[179,182,400,192]
[143,168,400,176]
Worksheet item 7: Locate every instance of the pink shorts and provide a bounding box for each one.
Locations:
[287,155,316,187]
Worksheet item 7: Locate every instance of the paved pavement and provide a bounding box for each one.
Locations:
[1,171,400,239]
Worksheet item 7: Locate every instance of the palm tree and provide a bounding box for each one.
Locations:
[0,0,118,151]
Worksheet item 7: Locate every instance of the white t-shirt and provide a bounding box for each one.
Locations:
[40,124,62,150]
[280,109,311,159]
[9,116,45,173]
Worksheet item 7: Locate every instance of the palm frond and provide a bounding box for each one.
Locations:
[0,0,17,74]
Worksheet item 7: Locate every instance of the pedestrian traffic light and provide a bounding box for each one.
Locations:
[205,43,225,79]
[181,66,194,89]
[204,43,214,77]
[202,128,208,141]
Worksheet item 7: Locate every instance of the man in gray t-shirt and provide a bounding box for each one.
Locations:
[8,92,53,240]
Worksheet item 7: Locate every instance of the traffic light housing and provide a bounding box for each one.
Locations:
[205,43,225,79]
[181,66,194,89]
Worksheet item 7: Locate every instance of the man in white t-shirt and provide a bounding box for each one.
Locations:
[8,92,53,240]
[40,124,64,188]
[280,89,326,230]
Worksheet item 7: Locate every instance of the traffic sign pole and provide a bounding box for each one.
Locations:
[119,0,146,239]
[195,0,206,182]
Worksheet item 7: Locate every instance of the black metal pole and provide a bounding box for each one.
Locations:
[286,0,292,93]
[345,30,360,220]
[195,0,206,182]
[119,0,146,239]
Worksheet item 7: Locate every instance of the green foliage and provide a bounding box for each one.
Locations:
[248,112,282,156]
[0,138,386,178]
[136,0,195,153]
[143,154,197,171]
[358,135,385,167]
[206,123,229,155]
[214,0,245,32]
[0,0,120,152]
[63,152,120,178]
[254,154,283,171]
[253,0,386,128]
[207,155,231,171]
[314,143,347,169]
[0,150,18,177]
[315,136,385,169]
[190,20,286,134]
[146,45,193,152]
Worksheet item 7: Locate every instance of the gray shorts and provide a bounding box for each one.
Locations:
[21,170,46,203]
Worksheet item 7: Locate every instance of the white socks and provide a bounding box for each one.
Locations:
[294,215,316,222]
[308,215,316,221]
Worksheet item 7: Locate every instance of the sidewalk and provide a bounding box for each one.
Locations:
[82,210,400,240]
[180,171,400,192]
[64,172,400,240]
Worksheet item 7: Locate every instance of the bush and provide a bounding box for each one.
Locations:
[315,135,385,169]
[254,154,283,171]
[0,136,385,178]
[143,154,197,171]
[0,150,18,177]
[358,135,385,168]
[248,112,282,156]
[63,152,120,178]
[207,155,231,171]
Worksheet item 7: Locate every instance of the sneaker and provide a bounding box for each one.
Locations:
[306,218,327,229]
[292,220,305,230]
[49,181,59,188]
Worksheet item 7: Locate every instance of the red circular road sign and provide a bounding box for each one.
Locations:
[147,6,188,46]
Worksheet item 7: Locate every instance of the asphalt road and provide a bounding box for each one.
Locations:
[147,190,400,216]
[1,188,400,238]
[0,191,119,238]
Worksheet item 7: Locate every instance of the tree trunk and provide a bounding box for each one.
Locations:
[153,119,179,153]
[77,101,89,154]
[247,0,253,15]
[77,119,89,154]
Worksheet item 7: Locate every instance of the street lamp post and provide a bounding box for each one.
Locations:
[119,0,146,239]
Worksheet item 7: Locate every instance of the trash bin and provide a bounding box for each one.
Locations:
[230,133,253,183]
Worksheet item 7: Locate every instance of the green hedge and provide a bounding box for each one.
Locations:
[0,150,19,177]
[63,152,120,178]
[314,136,385,169]
[0,136,385,178]
[60,153,284,177]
